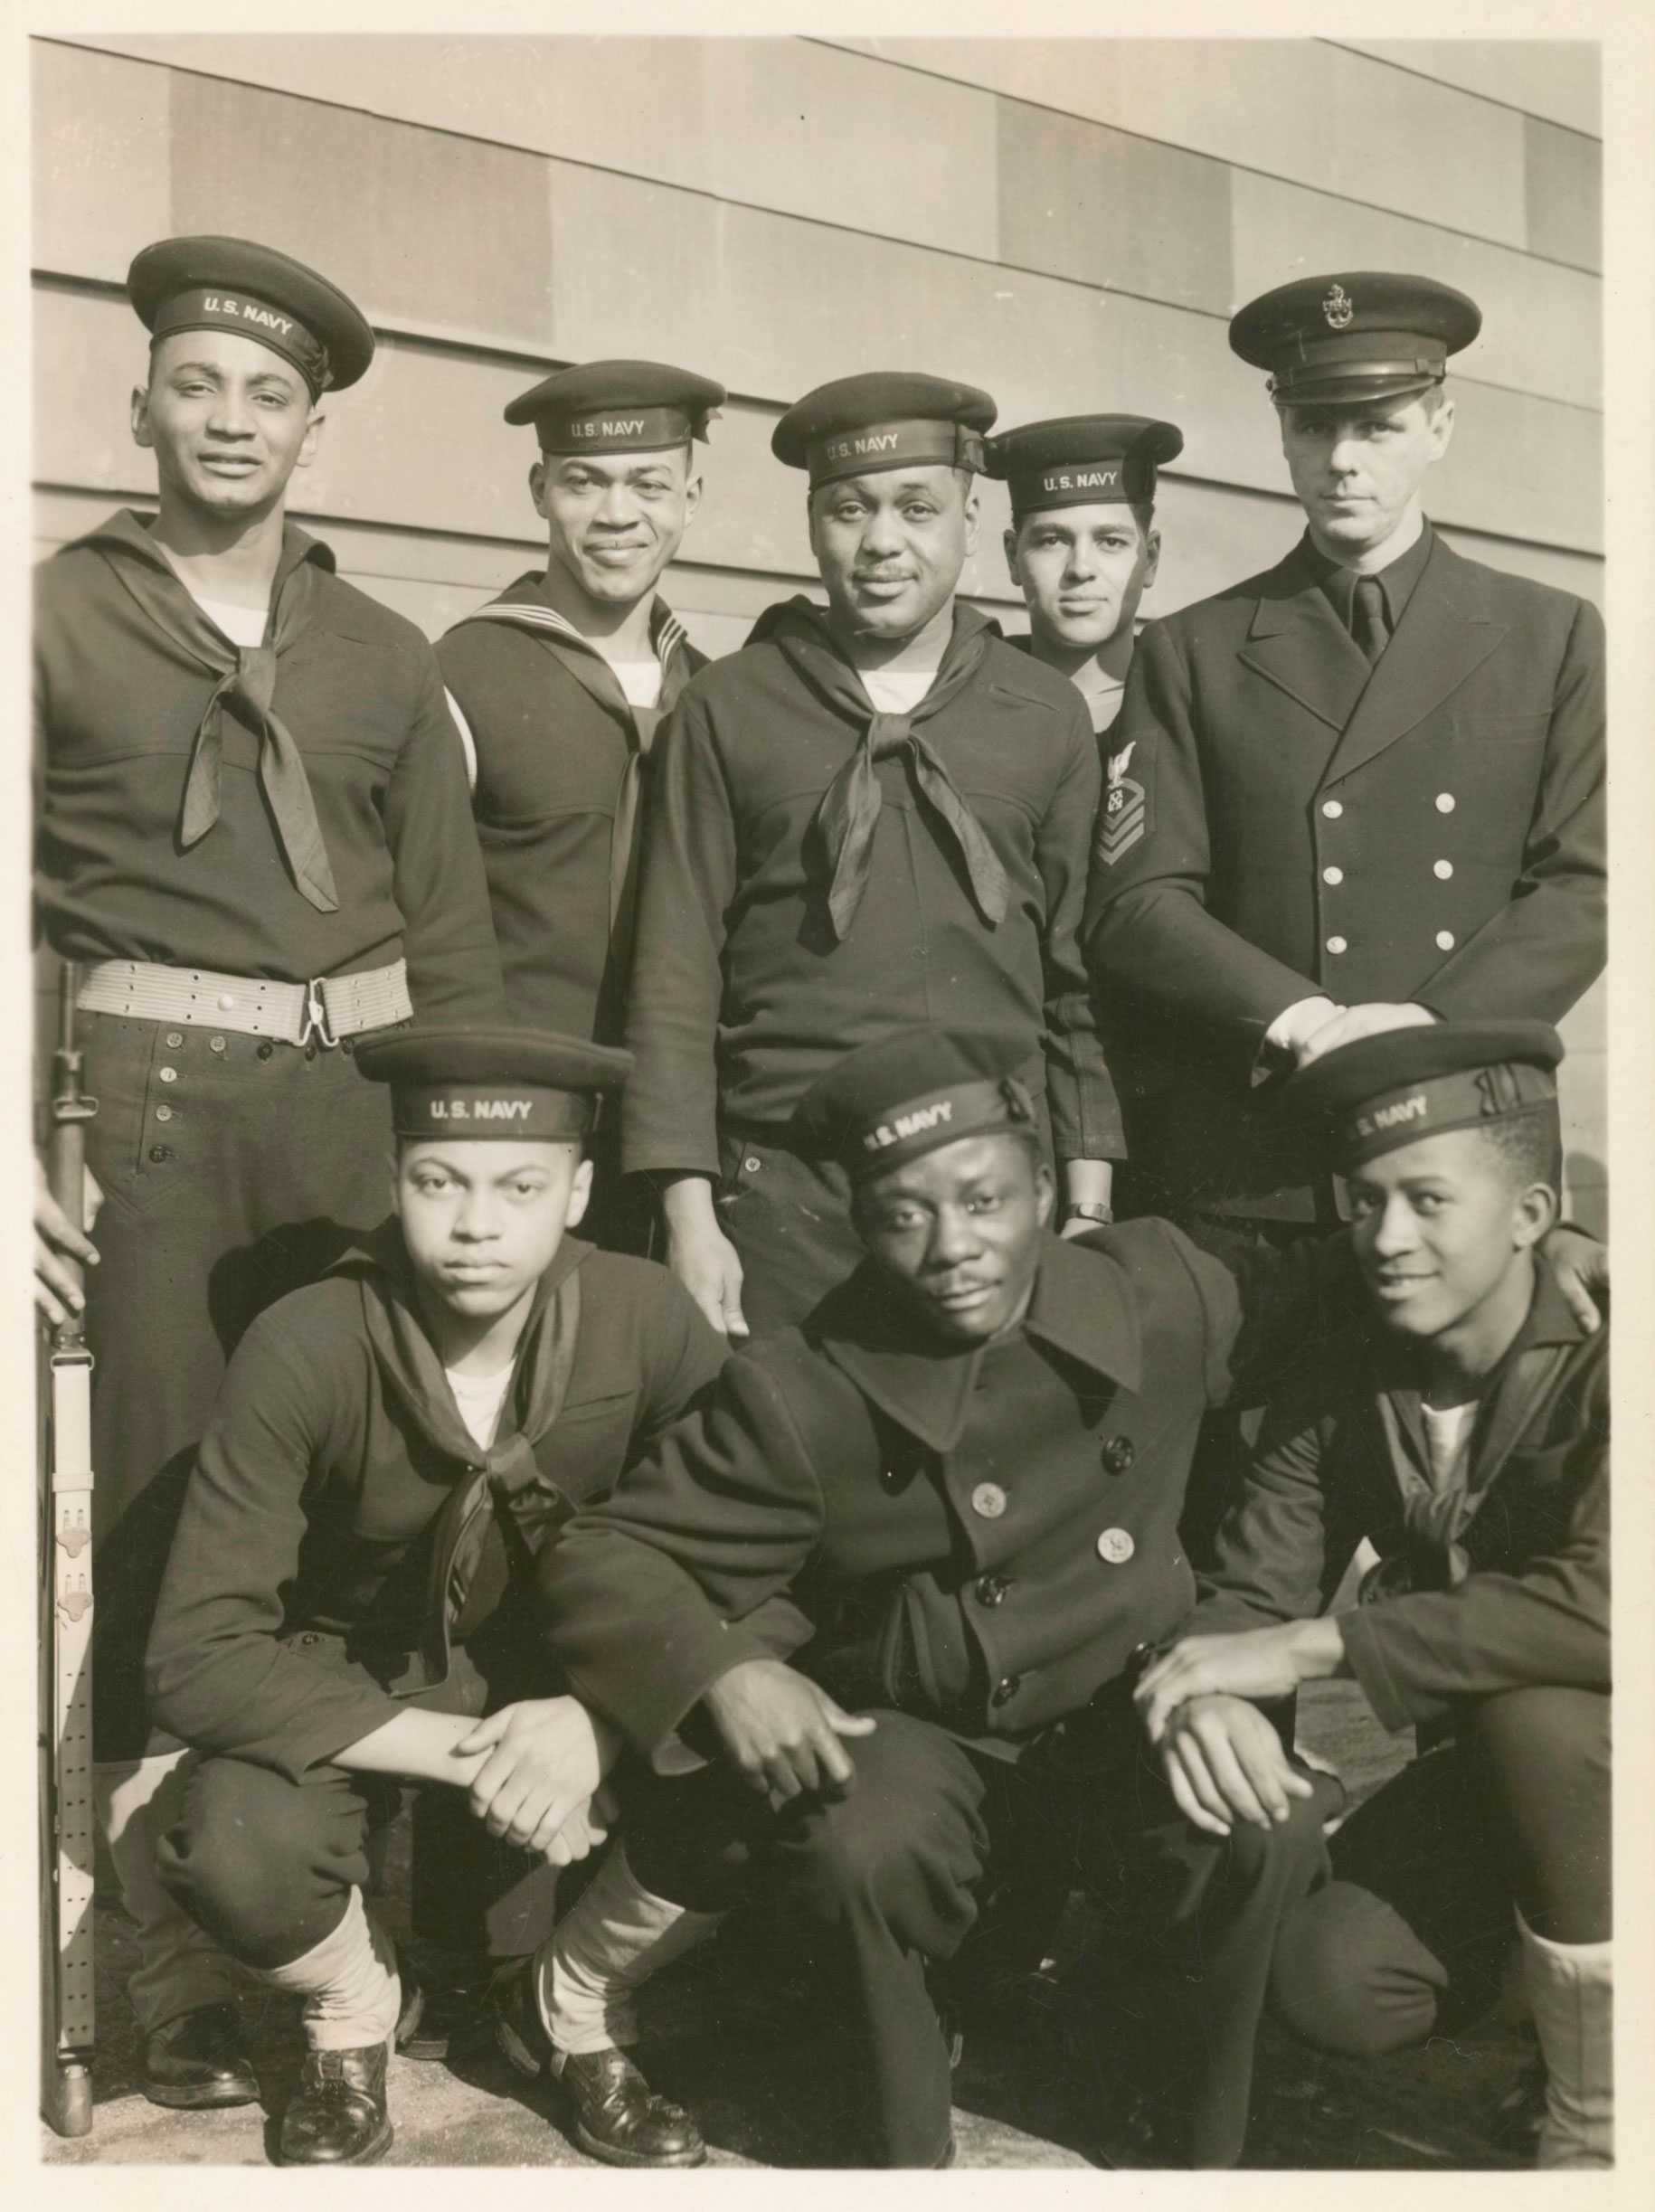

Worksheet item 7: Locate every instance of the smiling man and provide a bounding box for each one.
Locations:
[1134,1021,1611,2169]
[145,1027,726,2166]
[1083,273,1605,1232]
[437,362,723,1059]
[32,234,502,2110]
[620,372,1121,1340]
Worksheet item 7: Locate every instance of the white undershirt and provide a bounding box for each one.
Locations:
[446,1365,515,1452]
[1421,1397,1479,1493]
[184,590,269,648]
[610,658,664,710]
[858,666,940,715]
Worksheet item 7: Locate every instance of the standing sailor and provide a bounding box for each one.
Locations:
[32,233,503,2107]
[436,361,723,1050]
[985,411,1185,1205]
[985,411,1181,737]
[621,373,1121,1339]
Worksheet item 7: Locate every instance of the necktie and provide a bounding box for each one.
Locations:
[1352,574,1390,666]
[816,710,1011,940]
[434,1272,582,1650]
[103,534,340,912]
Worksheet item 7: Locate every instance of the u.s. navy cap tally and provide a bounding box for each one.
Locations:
[1283,1019,1562,1174]
[1229,271,1480,408]
[794,1026,1036,1184]
[985,414,1185,520]
[355,1025,633,1141]
[772,373,998,487]
[503,359,726,452]
[128,235,376,396]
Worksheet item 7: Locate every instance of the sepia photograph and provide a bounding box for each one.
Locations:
[21,4,1648,2180]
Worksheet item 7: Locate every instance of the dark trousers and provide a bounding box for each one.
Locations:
[714,1132,866,1338]
[79,1011,397,1755]
[1268,1686,1612,2060]
[156,1647,559,1971]
[621,1709,1338,2168]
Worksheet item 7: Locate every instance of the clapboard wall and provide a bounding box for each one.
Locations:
[30,33,1606,1223]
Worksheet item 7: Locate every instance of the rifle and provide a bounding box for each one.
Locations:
[39,959,97,2137]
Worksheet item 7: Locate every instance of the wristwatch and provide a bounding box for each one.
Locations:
[1064,1201,1114,1227]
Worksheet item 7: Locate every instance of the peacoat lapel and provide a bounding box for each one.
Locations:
[1236,541,1371,733]
[813,1233,1143,1456]
[1317,533,1508,789]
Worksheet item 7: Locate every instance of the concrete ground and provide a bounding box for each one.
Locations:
[42,1682,1532,2171]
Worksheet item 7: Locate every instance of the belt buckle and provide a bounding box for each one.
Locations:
[300,978,339,1050]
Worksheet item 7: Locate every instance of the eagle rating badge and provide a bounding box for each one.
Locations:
[1097,740,1146,866]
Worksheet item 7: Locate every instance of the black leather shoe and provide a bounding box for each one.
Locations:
[489,1957,706,2169]
[560,2047,707,2169]
[141,2000,260,2109]
[277,2043,393,2166]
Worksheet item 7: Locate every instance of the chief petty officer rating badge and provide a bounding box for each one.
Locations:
[1097,740,1146,866]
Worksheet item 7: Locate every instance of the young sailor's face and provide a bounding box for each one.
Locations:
[1347,1127,1546,1342]
[133,328,320,519]
[854,1132,1054,1345]
[531,447,699,610]
[1004,504,1158,653]
[394,1139,592,1320]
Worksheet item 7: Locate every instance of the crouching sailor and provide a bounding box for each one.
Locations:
[144,1026,729,2164]
[1136,1019,1612,2168]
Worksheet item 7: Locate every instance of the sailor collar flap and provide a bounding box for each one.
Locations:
[327,1222,594,1476]
[77,506,336,591]
[460,573,687,666]
[814,1232,1142,1454]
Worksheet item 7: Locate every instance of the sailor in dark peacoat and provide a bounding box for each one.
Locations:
[538,1028,1351,2166]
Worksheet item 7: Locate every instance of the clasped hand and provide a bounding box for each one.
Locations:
[454,1696,621,1865]
[703,1658,876,1806]
[1145,1693,1315,1839]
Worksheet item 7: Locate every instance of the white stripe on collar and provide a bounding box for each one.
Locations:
[462,596,687,667]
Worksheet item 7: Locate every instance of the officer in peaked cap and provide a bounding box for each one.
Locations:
[33,232,504,2110]
[1227,270,1480,408]
[1134,1016,1611,2167]
[437,360,724,1253]
[986,413,1183,737]
[146,1021,753,2167]
[1084,268,1603,1233]
[619,370,1122,1343]
[529,1014,1418,2165]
